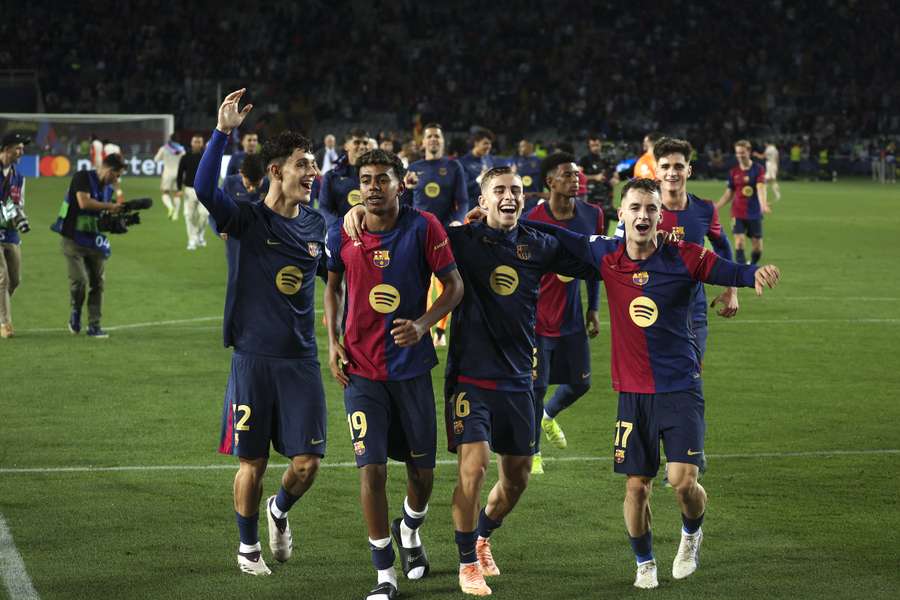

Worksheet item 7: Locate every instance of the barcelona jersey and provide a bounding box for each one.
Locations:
[727,163,766,220]
[406,157,469,228]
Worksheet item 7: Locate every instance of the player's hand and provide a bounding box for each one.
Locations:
[464,206,487,223]
[586,309,601,338]
[754,265,781,296]
[217,88,253,134]
[342,205,367,244]
[404,171,419,189]
[329,342,351,388]
[107,203,124,214]
[762,203,772,214]
[711,286,739,318]
[390,318,426,347]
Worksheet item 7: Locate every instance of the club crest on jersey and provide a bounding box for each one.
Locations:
[307,242,321,257]
[373,249,390,268]
[615,448,626,464]
[632,271,649,286]
[490,265,519,296]
[628,296,659,327]
[671,226,685,238]
[438,167,447,176]
[516,244,531,261]
[275,265,303,295]
[454,420,464,435]
[353,440,366,456]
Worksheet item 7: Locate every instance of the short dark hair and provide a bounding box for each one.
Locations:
[241,132,258,140]
[261,131,313,167]
[645,131,663,144]
[239,154,265,183]
[471,128,495,144]
[620,177,660,202]
[102,153,126,171]
[540,152,577,188]
[480,166,518,190]
[423,123,442,132]
[653,137,694,163]
[357,149,406,181]
[588,132,604,142]
[345,128,369,142]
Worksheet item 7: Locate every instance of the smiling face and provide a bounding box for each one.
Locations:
[480,171,524,231]
[273,149,319,204]
[618,187,662,244]
[656,152,691,196]
[359,163,401,218]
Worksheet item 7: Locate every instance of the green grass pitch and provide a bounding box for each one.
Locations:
[1,176,898,599]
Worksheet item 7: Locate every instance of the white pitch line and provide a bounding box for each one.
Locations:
[0,448,896,475]
[0,514,40,600]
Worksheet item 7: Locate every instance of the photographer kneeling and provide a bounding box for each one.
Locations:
[52,154,127,338]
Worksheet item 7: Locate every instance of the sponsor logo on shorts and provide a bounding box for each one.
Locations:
[489,265,519,296]
[687,449,703,456]
[628,296,659,327]
[369,284,401,313]
[582,372,591,379]
[424,182,441,198]
[516,244,531,261]
[615,448,625,463]
[529,440,535,448]
[353,440,366,455]
[275,265,303,295]
[410,451,428,458]
[266,239,281,246]
[348,189,362,206]
[373,249,390,268]
[632,271,649,286]
[310,438,324,445]
[453,420,464,435]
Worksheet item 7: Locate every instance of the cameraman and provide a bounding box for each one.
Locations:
[0,133,30,339]
[52,154,126,338]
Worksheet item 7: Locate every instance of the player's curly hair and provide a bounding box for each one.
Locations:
[540,152,577,189]
[620,177,660,201]
[653,137,694,163]
[239,154,265,183]
[357,149,406,181]
[480,166,520,190]
[260,131,313,168]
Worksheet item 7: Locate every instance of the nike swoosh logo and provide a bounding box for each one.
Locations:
[687,449,703,456]
[266,239,281,246]
[529,441,536,448]
[311,439,324,445]
[582,372,591,379]
[410,451,428,458]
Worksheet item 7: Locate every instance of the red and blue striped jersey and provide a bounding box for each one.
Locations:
[727,163,766,219]
[326,206,456,381]
[527,201,604,337]
[406,157,469,228]
[445,222,597,391]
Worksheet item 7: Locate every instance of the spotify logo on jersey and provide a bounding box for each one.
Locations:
[276,266,304,295]
[369,284,401,313]
[424,182,441,198]
[490,266,519,296]
[348,189,362,206]
[628,296,658,327]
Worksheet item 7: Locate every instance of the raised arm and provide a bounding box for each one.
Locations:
[523,219,619,272]
[678,242,780,296]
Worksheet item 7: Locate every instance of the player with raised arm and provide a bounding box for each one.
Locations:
[717,139,770,265]
[154,135,185,220]
[531,178,780,589]
[404,123,469,347]
[195,89,327,576]
[324,149,463,600]
[525,153,604,474]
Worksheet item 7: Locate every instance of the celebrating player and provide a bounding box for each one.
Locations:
[318,127,369,228]
[526,153,604,474]
[716,139,770,265]
[325,149,463,600]
[404,122,469,346]
[195,89,327,576]
[532,178,780,589]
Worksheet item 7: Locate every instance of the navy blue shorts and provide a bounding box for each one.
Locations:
[445,381,535,456]
[218,352,327,459]
[344,373,437,468]
[613,384,705,477]
[535,332,592,388]
[732,218,763,238]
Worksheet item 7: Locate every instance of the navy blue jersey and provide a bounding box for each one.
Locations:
[615,194,733,324]
[457,152,495,209]
[445,222,596,392]
[406,157,469,228]
[513,154,542,193]
[195,129,325,359]
[318,156,360,229]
